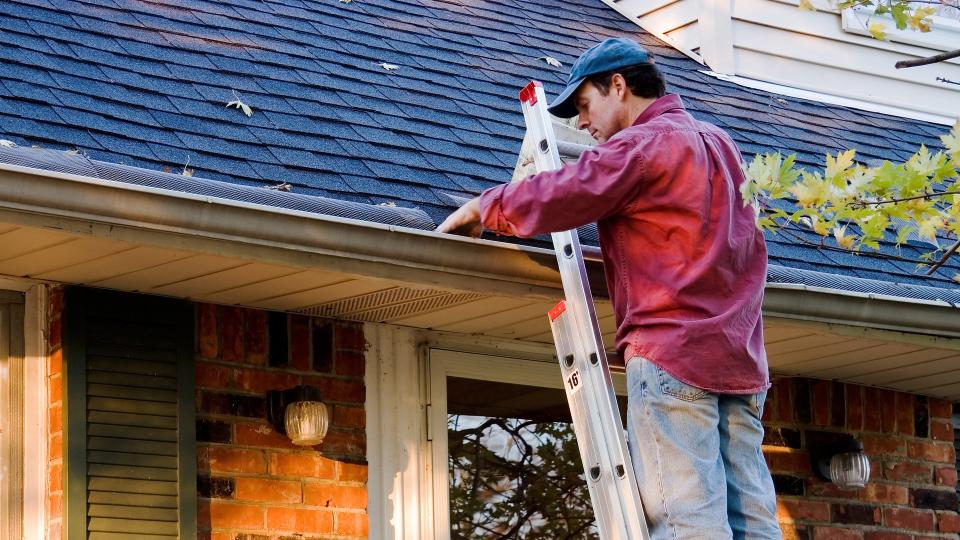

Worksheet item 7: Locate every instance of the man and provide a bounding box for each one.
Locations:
[436,37,780,540]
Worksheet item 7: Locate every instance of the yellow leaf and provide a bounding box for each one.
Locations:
[833,226,855,249]
[798,0,816,11]
[954,273,960,284]
[826,149,856,181]
[940,122,960,156]
[868,21,887,40]
[909,6,937,32]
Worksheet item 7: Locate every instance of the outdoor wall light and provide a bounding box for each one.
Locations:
[267,385,329,446]
[811,435,871,489]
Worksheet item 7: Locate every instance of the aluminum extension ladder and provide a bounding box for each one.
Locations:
[517,81,651,540]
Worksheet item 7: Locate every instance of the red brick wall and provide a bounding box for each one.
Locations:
[46,286,64,540]
[764,378,959,539]
[195,304,368,539]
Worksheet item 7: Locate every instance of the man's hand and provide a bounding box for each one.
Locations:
[436,197,482,237]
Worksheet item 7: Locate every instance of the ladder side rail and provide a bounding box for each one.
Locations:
[519,81,650,540]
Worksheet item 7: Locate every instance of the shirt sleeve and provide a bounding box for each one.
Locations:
[478,136,646,238]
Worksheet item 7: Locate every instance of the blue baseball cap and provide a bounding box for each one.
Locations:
[547,37,652,118]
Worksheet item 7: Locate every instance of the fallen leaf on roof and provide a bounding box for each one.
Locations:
[227,99,254,117]
[264,182,292,191]
[182,156,194,177]
[539,56,563,67]
[0,140,16,147]
[377,62,400,71]
[378,201,398,207]
[339,0,353,3]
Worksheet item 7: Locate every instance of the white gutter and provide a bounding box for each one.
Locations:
[2,162,960,337]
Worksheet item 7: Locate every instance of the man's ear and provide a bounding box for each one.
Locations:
[612,73,628,100]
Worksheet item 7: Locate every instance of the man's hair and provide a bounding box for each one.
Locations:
[587,63,666,99]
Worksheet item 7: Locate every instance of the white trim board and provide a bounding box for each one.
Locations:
[700,70,958,125]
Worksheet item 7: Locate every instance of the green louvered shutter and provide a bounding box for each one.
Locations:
[64,287,196,540]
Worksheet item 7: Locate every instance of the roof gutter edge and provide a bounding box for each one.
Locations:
[2,163,960,338]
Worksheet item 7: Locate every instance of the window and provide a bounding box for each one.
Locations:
[429,350,628,540]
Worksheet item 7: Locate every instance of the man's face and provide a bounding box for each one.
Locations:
[573,81,621,143]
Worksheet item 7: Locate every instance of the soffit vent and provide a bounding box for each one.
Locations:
[296,286,486,322]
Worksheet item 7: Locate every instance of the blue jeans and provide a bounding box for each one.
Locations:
[626,357,781,540]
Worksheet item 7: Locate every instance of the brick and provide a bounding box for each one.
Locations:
[335,349,365,377]
[935,466,957,487]
[234,368,300,394]
[937,511,960,533]
[914,396,929,438]
[930,419,953,441]
[49,403,62,433]
[879,389,898,433]
[846,384,863,431]
[235,477,302,503]
[335,323,366,351]
[48,432,62,460]
[908,440,955,463]
[197,476,235,499]
[304,376,366,404]
[811,380,831,426]
[219,306,244,362]
[200,392,266,418]
[304,484,367,509]
[312,322,335,373]
[862,434,905,456]
[198,446,266,475]
[48,348,63,379]
[779,522,810,540]
[864,533,910,540]
[883,460,932,483]
[319,429,365,458]
[863,387,882,432]
[235,422,299,450]
[245,308,268,365]
[831,503,880,525]
[830,381,845,427]
[48,492,62,520]
[266,507,333,534]
[793,379,812,424]
[763,426,802,448]
[765,450,811,475]
[860,483,909,505]
[196,419,232,444]
[929,398,952,419]
[911,488,959,511]
[333,405,366,429]
[290,315,311,371]
[198,303,218,359]
[195,362,231,389]
[335,511,369,536]
[775,378,793,422]
[48,372,62,402]
[270,452,337,479]
[812,526,862,539]
[777,499,830,522]
[338,461,368,483]
[772,474,805,496]
[203,500,265,530]
[895,392,914,436]
[807,481,858,500]
[49,462,61,493]
[883,507,935,531]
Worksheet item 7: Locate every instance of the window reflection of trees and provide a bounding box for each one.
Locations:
[448,414,599,540]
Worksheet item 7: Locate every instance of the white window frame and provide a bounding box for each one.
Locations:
[427,348,628,540]
[841,5,960,52]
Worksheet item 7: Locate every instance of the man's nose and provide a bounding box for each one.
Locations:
[576,116,588,130]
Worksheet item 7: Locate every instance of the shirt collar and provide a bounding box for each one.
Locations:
[631,93,685,126]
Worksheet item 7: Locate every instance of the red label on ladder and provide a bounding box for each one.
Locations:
[548,300,567,321]
[519,81,543,106]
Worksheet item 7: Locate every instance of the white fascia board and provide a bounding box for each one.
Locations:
[700,69,959,125]
[597,0,706,65]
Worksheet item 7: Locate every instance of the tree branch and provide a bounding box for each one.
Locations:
[925,238,960,275]
[896,48,960,69]
[850,190,960,208]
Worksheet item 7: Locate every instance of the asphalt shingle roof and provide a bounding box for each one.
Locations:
[0,0,957,288]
